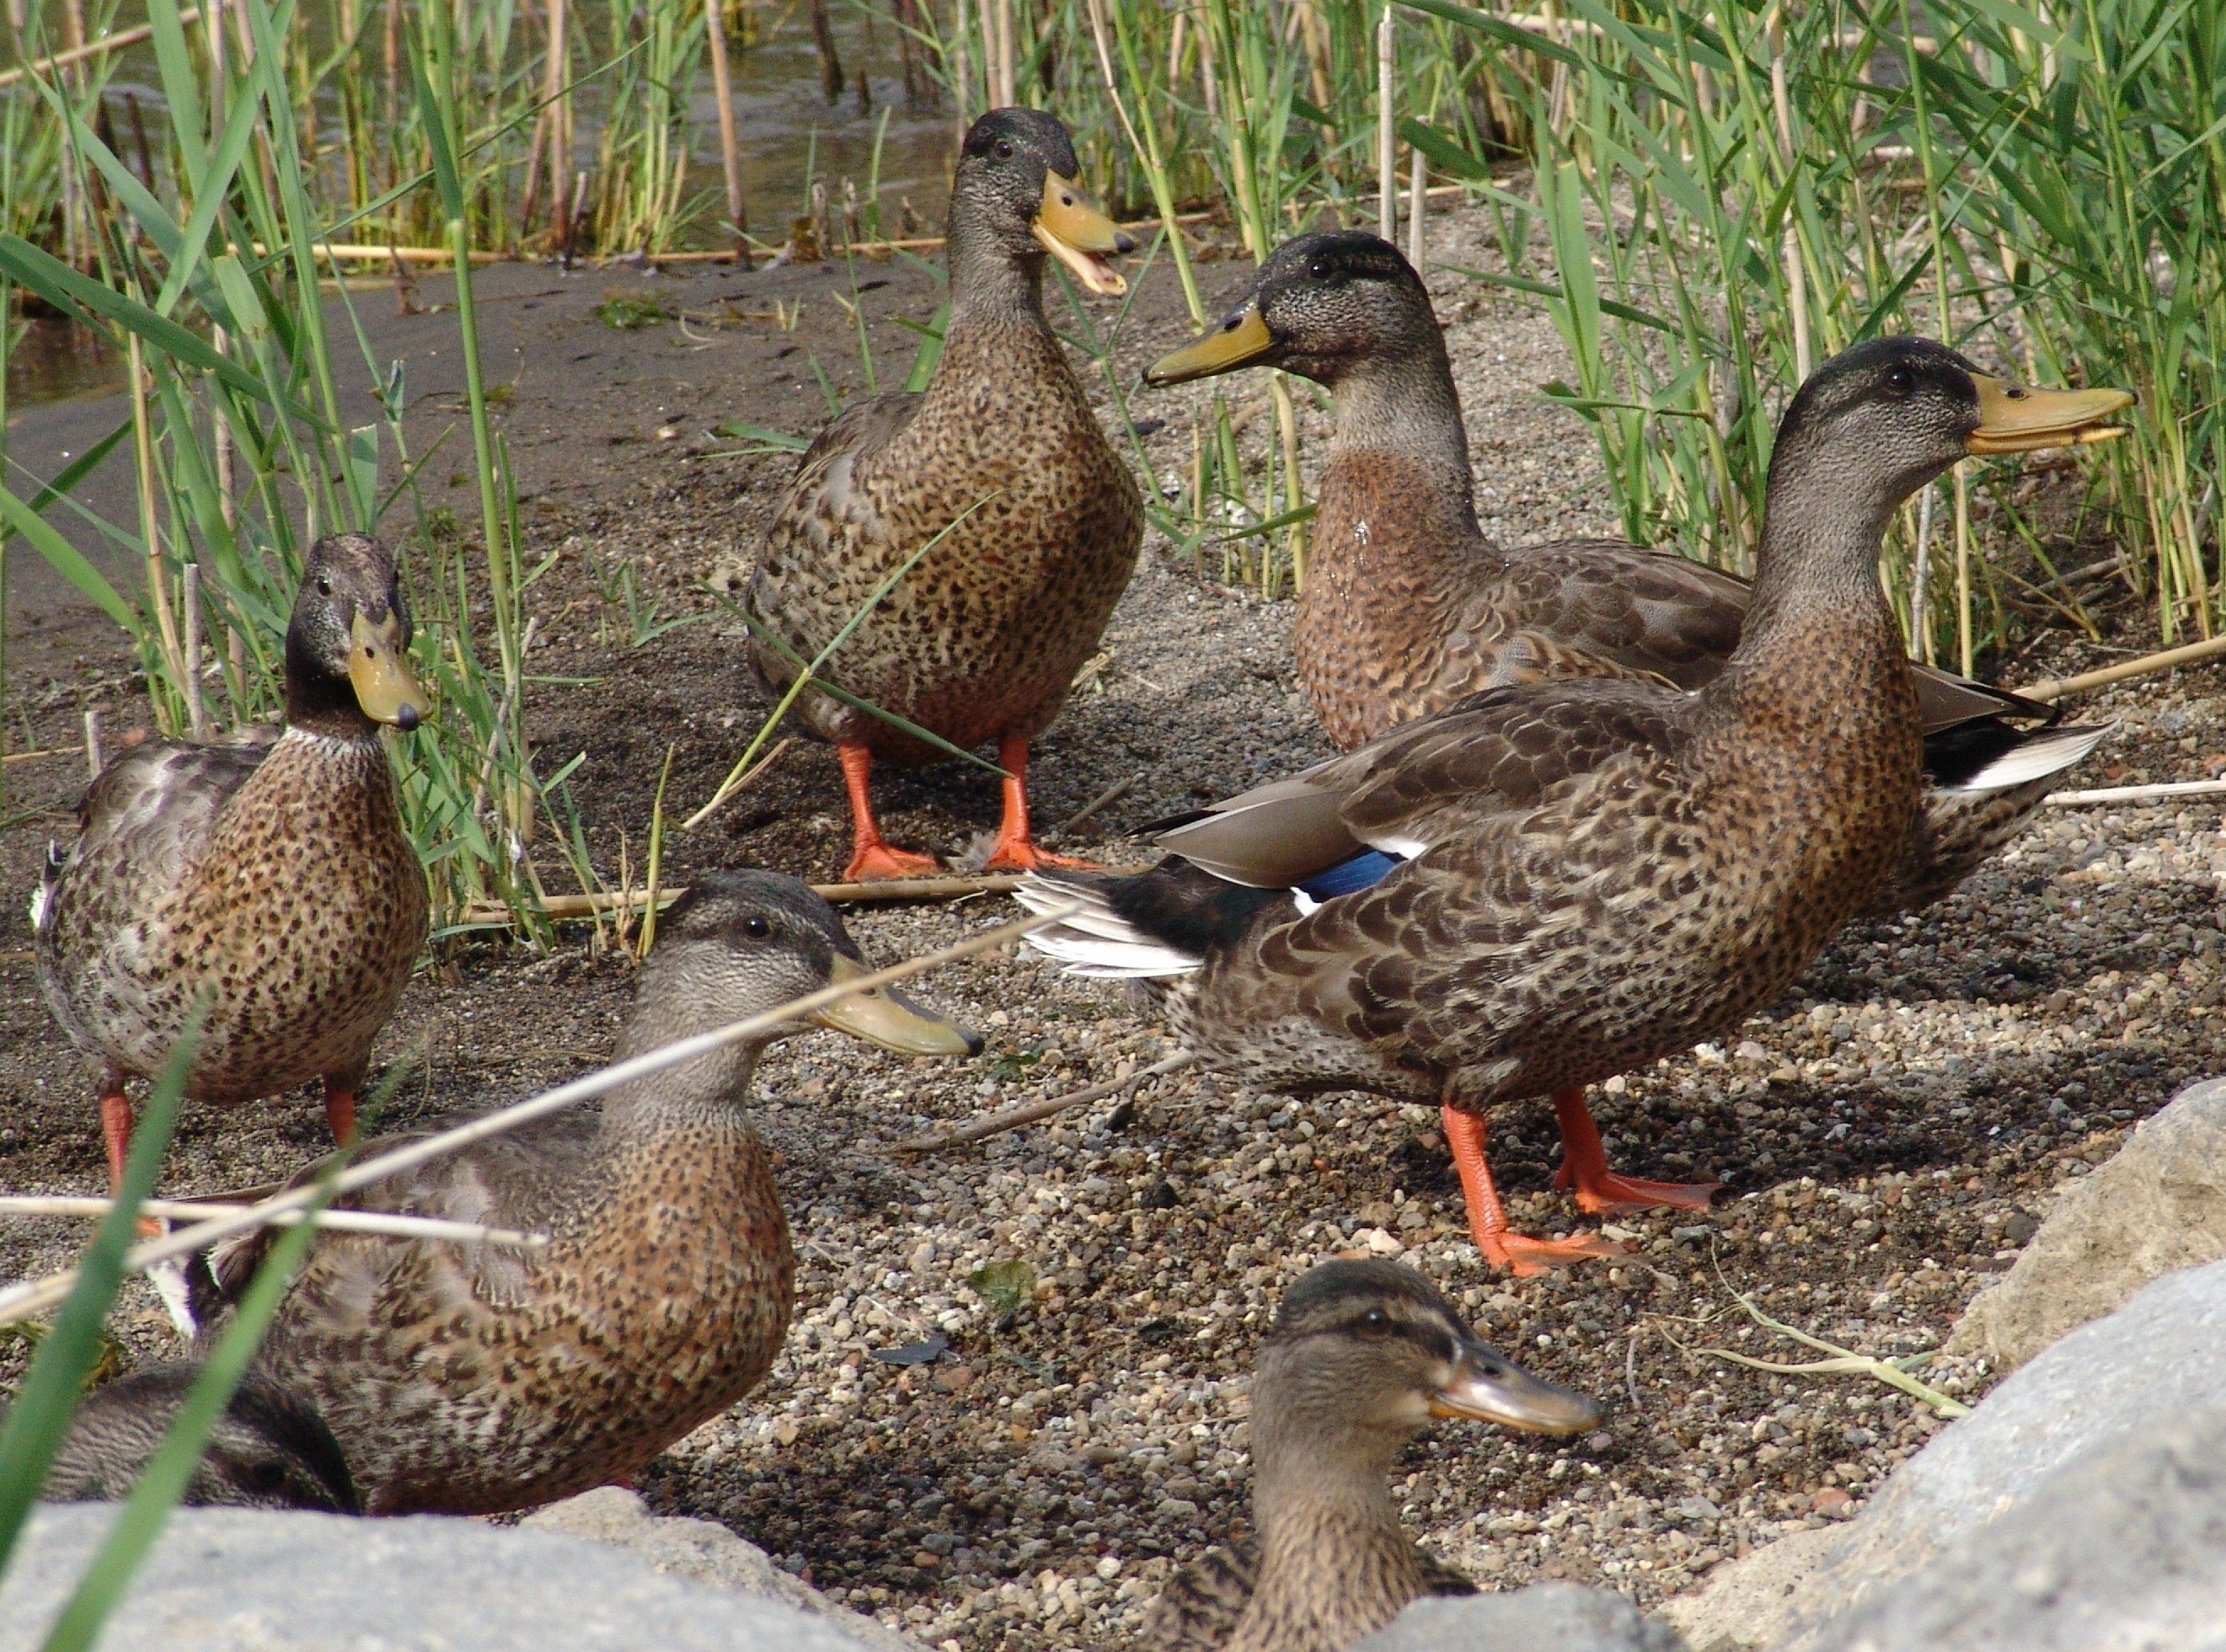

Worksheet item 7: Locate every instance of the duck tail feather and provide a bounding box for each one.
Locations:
[1934,721,2111,794]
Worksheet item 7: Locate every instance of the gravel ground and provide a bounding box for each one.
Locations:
[3,198,2221,1650]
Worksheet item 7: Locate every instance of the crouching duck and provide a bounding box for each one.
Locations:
[35,533,430,1186]
[190,871,980,1514]
[1028,339,2131,1271]
[1144,231,2109,916]
[1148,1259,1598,1652]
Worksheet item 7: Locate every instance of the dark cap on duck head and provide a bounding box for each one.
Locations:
[954,108,1134,297]
[285,532,429,737]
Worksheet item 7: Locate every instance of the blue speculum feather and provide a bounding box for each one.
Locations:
[1296,849,1403,901]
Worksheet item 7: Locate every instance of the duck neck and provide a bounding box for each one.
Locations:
[1240,1406,1425,1649]
[601,1019,767,1136]
[942,192,1050,340]
[283,637,380,740]
[1325,341,1476,505]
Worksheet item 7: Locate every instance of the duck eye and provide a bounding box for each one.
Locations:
[1881,366,1913,398]
[741,915,772,939]
[317,577,332,596]
[1363,1307,1388,1327]
[1308,259,1332,281]
[994,140,1015,160]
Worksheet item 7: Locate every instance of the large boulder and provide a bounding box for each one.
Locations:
[1352,1584,1688,1651]
[1949,1074,2226,1371]
[0,1503,889,1651]
[1661,1256,2226,1650]
[522,1487,924,1652]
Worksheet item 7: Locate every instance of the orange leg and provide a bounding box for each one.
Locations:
[99,1081,135,1195]
[1549,1088,1720,1213]
[324,1078,359,1148]
[837,741,939,882]
[983,735,1100,873]
[1442,1104,1624,1276]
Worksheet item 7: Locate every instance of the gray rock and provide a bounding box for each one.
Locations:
[1351,1584,1688,1651]
[522,1487,926,1652]
[1661,1257,2226,1651]
[1813,1403,2226,1651]
[0,1502,886,1650]
[1950,1074,2226,1371]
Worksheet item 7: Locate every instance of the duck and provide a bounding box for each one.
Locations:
[746,107,1146,883]
[1025,339,2131,1271]
[1148,1258,1599,1652]
[39,1363,360,1512]
[186,870,981,1515]
[1143,230,2108,917]
[34,532,431,1190]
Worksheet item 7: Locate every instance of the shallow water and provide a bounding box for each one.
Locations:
[3,1,958,410]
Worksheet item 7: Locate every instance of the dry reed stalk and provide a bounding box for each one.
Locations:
[82,710,102,784]
[181,564,205,739]
[703,0,749,265]
[0,906,1078,1327]
[678,735,793,831]
[1406,144,1426,269]
[888,1053,1198,1152]
[0,1195,546,1249]
[2019,633,2226,701]
[458,872,1033,928]
[2045,778,2226,807]
[0,8,200,88]
[1376,8,1395,242]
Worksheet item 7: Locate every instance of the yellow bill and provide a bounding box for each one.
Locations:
[1966,375,2134,455]
[1032,173,1133,297]
[812,954,983,1056]
[1145,302,1276,387]
[347,611,429,732]
[1428,1340,1603,1435]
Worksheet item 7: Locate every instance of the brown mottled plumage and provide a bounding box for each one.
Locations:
[187,872,978,1516]
[1030,339,2132,1271]
[746,108,1145,882]
[1147,1260,1597,1652]
[34,533,430,1186]
[1143,232,2107,917]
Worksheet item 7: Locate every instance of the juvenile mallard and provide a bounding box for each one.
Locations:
[1146,231,2107,917]
[1029,339,2131,1270]
[746,108,1146,881]
[1148,1259,1598,1652]
[38,1363,359,1512]
[189,871,980,1516]
[34,533,430,1186]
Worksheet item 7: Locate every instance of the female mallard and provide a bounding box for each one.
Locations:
[34,532,430,1187]
[40,1364,360,1513]
[189,871,979,1516]
[746,108,1146,882]
[1145,231,2107,916]
[1027,339,2130,1270]
[1148,1259,1597,1652]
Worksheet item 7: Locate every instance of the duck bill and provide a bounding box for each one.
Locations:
[1145,303,1276,387]
[1032,173,1132,297]
[1966,376,2134,455]
[1429,1341,1602,1435]
[811,954,983,1056]
[347,612,429,732]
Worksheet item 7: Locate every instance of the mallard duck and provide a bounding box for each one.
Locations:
[34,533,430,1188]
[1145,231,2108,917]
[188,870,979,1515]
[746,108,1146,882]
[1148,1259,1598,1652]
[1026,339,2130,1271]
[40,1363,360,1512]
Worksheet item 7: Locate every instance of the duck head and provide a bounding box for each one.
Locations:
[951,108,1133,297]
[285,532,428,737]
[1147,230,1435,389]
[1768,336,2133,516]
[1254,1258,1601,1460]
[621,869,982,1066]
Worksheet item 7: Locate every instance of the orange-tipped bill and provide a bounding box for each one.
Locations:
[1032,173,1134,297]
[1966,375,2134,455]
[811,954,984,1056]
[1146,302,1275,387]
[1430,1339,1603,1435]
[347,612,429,732]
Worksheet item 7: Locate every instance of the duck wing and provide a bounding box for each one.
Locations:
[39,733,276,924]
[1145,1542,1258,1651]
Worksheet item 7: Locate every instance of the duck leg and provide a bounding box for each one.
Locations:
[99,1074,134,1194]
[837,741,940,882]
[1549,1088,1720,1213]
[1442,1105,1624,1276]
[983,735,1101,873]
[323,1077,359,1147]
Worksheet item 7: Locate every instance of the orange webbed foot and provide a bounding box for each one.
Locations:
[982,838,1103,874]
[841,842,944,883]
[1474,1228,1629,1277]
[1553,1161,1722,1215]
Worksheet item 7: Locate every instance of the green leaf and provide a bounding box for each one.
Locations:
[968,1259,1037,1318]
[1398,118,1492,184]
[709,420,808,450]
[0,483,142,635]
[0,419,131,548]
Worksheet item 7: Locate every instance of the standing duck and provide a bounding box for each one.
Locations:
[1148,1259,1598,1652]
[39,1364,360,1512]
[189,871,979,1515]
[34,533,430,1187]
[1027,339,2130,1270]
[746,108,1145,881]
[1144,231,2108,916]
